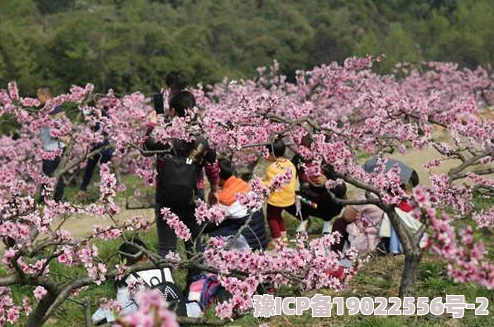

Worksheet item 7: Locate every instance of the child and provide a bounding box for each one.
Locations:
[263,138,297,245]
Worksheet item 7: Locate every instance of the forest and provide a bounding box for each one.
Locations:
[1,0,493,96]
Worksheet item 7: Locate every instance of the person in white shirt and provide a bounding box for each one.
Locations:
[37,87,69,202]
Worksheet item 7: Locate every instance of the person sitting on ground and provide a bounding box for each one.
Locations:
[330,191,386,255]
[330,174,419,255]
[92,238,201,325]
[205,158,268,251]
[262,138,297,246]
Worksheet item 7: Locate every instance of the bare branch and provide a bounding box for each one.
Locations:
[450,167,494,181]
[448,153,490,178]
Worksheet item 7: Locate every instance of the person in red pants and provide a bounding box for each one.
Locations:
[262,138,297,246]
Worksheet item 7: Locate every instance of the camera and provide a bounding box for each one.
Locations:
[153,93,164,114]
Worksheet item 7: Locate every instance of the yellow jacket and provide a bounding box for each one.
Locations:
[263,158,297,207]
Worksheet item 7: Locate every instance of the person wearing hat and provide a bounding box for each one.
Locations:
[38,86,70,202]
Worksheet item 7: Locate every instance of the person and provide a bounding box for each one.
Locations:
[205,158,268,251]
[166,71,187,98]
[37,86,69,202]
[262,138,297,245]
[142,90,216,286]
[288,134,347,235]
[165,71,219,204]
[79,106,114,192]
[92,238,201,325]
[331,169,419,255]
[330,192,386,255]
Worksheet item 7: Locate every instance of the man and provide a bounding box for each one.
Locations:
[79,105,113,193]
[38,87,69,202]
[143,90,217,286]
[164,71,219,204]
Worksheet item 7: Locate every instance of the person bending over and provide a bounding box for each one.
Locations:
[206,158,268,251]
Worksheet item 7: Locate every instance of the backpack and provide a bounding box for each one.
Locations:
[130,268,187,316]
[156,140,201,206]
[187,273,223,309]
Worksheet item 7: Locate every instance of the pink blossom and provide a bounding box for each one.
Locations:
[6,306,20,324]
[117,290,179,327]
[8,82,19,101]
[33,286,47,300]
[161,208,191,241]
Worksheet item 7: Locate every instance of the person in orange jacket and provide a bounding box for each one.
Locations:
[206,159,268,250]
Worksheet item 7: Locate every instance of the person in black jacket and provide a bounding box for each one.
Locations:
[286,135,347,234]
[142,90,216,286]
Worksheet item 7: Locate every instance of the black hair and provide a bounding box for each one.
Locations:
[166,71,187,96]
[409,170,419,187]
[267,138,286,158]
[118,238,148,266]
[169,90,196,117]
[219,158,233,181]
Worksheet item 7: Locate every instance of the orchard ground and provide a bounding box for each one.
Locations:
[3,132,494,326]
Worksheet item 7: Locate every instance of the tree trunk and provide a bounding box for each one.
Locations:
[84,300,92,327]
[399,248,422,297]
[26,292,58,327]
[386,209,424,298]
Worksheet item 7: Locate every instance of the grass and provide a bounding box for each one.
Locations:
[63,168,154,206]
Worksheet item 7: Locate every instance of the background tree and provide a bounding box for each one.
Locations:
[1,0,494,99]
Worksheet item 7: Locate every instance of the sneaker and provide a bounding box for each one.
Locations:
[266,239,278,251]
[267,237,288,250]
[322,221,332,235]
[296,220,309,233]
[306,219,319,234]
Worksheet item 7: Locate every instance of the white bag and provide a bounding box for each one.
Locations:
[379,208,428,248]
[395,208,422,232]
[379,213,391,238]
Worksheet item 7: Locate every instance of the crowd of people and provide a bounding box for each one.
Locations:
[36,73,423,323]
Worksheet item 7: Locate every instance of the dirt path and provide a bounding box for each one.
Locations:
[58,208,154,239]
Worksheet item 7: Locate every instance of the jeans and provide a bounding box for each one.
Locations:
[42,156,65,202]
[80,142,113,191]
[389,226,403,254]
